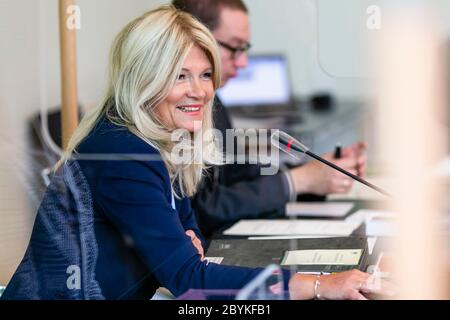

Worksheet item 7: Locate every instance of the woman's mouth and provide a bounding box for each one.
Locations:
[176,105,202,113]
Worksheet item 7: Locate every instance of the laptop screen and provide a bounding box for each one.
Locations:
[217,55,291,108]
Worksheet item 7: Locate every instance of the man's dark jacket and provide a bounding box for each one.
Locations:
[191,98,290,238]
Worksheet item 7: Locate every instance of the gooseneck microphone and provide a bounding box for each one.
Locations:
[271,131,391,197]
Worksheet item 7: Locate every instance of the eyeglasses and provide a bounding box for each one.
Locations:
[217,40,251,60]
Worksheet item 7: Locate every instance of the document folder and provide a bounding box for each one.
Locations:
[206,237,368,273]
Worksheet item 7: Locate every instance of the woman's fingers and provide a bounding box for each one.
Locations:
[185,230,195,239]
[349,290,369,300]
[185,230,205,260]
[361,276,397,298]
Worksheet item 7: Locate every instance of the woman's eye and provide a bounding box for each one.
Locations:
[202,72,212,79]
[178,74,187,81]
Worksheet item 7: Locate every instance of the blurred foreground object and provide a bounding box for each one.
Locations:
[376,2,449,299]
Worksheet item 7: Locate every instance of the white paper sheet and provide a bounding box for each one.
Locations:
[286,202,354,218]
[346,209,398,237]
[345,209,396,225]
[281,249,363,266]
[204,257,224,265]
[367,237,377,255]
[223,219,360,236]
[248,235,329,240]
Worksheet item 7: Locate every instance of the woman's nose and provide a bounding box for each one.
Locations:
[188,79,206,99]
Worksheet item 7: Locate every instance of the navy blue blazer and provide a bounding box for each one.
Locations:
[75,117,290,299]
[74,117,294,299]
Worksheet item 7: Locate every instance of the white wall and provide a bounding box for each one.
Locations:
[247,0,450,99]
[247,0,340,98]
[0,0,42,286]
[39,0,168,111]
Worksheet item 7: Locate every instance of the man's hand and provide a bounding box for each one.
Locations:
[343,141,368,178]
[289,141,368,195]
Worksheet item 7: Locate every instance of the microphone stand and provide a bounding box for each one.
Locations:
[304,150,391,197]
[274,131,392,197]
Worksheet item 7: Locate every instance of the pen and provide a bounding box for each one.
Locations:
[365,252,383,291]
[334,143,342,159]
[373,252,383,278]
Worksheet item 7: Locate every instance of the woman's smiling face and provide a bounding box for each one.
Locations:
[154,45,215,133]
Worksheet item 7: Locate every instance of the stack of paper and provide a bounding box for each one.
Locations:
[223,219,360,237]
[346,209,397,237]
[286,202,354,218]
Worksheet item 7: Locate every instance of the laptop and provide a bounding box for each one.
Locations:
[217,54,301,119]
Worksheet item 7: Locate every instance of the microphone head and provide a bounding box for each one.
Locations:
[270,130,309,159]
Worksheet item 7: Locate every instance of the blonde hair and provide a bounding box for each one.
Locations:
[58,5,222,198]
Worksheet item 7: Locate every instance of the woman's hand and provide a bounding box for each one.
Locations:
[185,230,205,261]
[319,270,376,300]
[289,269,395,300]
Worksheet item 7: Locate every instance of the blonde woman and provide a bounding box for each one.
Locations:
[3,6,386,300]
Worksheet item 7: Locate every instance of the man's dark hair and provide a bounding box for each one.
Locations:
[172,0,248,31]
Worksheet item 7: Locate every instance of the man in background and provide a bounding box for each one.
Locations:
[173,0,367,238]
